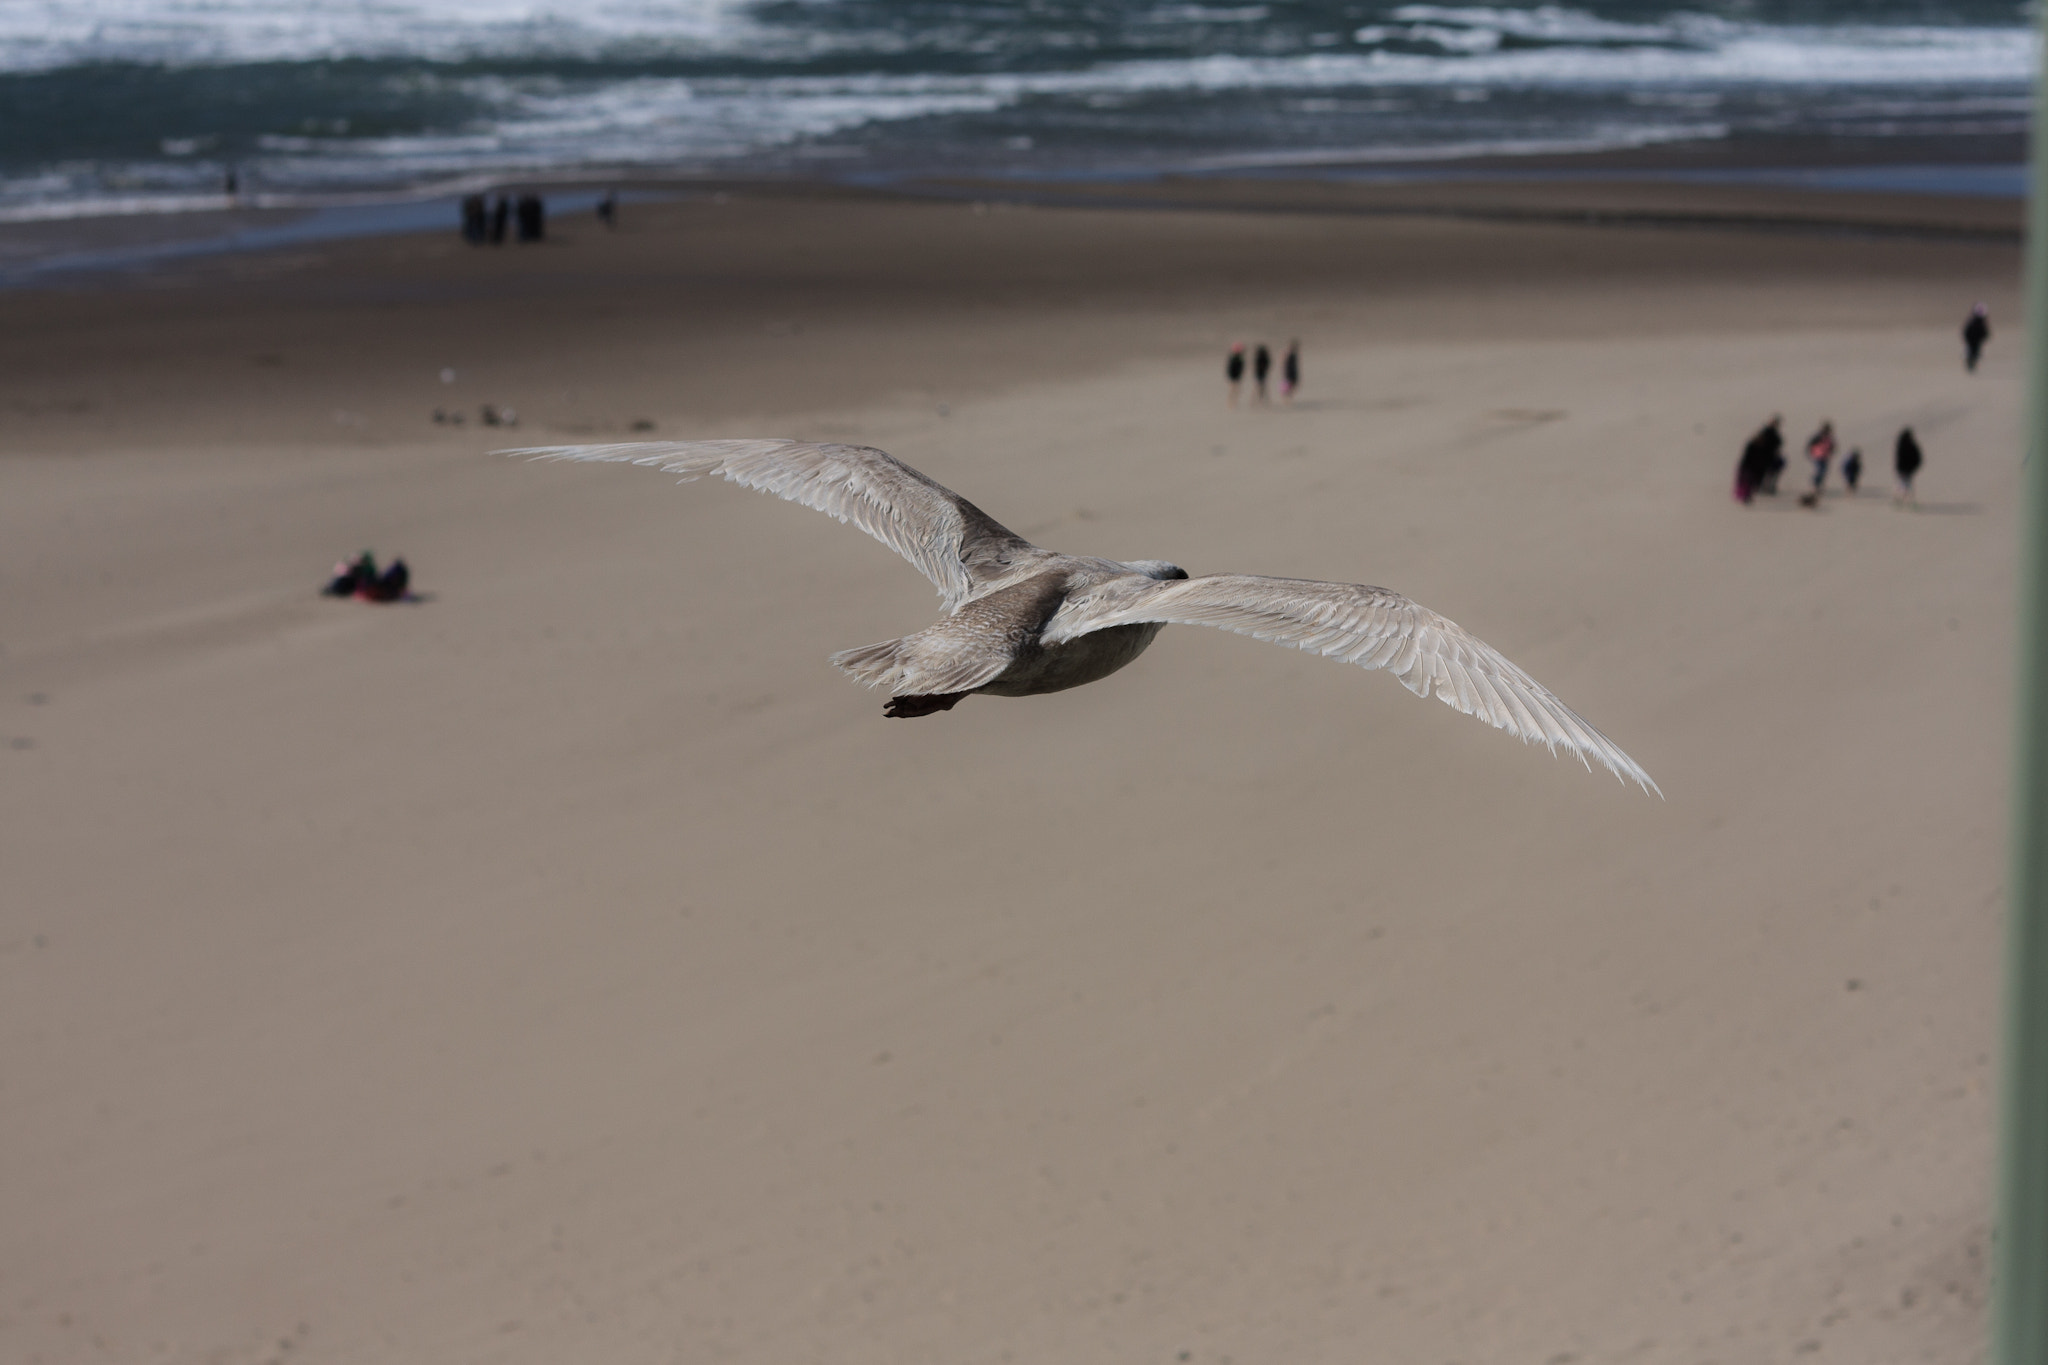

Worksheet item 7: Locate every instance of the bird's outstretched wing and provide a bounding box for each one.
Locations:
[502,440,1046,610]
[1044,573,1658,794]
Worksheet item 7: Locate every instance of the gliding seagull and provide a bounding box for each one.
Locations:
[507,439,1657,794]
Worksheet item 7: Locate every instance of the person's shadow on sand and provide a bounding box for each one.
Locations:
[1753,491,1982,515]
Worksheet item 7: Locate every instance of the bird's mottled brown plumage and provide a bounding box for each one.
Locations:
[506,438,1657,793]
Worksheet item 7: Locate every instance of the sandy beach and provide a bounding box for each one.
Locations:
[0,182,2022,1364]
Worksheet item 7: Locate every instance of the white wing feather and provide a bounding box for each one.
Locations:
[1045,573,1658,794]
[501,439,1045,610]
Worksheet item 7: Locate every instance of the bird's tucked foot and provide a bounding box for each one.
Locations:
[884,691,969,718]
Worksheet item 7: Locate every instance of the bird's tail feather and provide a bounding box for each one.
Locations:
[829,639,912,690]
[828,633,1010,697]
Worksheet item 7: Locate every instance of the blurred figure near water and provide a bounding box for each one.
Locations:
[1963,303,1990,372]
[489,195,510,245]
[461,194,488,245]
[516,194,546,242]
[597,191,618,229]
[1225,343,1245,407]
[1282,340,1300,403]
[1253,343,1271,403]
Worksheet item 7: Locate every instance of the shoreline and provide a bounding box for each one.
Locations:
[3,130,2026,290]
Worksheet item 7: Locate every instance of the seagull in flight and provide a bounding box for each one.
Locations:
[507,439,1656,793]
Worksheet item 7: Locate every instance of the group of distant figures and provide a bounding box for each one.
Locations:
[1732,304,1990,510]
[432,403,517,428]
[462,193,547,245]
[1226,341,1301,406]
[322,551,412,603]
[1735,416,1921,508]
[459,191,619,246]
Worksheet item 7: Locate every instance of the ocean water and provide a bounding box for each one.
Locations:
[4,0,2034,222]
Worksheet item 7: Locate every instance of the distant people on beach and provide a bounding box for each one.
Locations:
[1253,343,1271,403]
[1894,427,1923,506]
[1963,303,1991,373]
[1734,414,1784,504]
[322,551,412,603]
[461,194,488,245]
[1799,420,1835,506]
[597,191,618,229]
[1281,340,1300,403]
[489,195,511,245]
[1226,343,1245,407]
[223,167,239,200]
[1842,447,1862,494]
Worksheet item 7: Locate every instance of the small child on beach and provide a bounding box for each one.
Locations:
[1804,420,1835,503]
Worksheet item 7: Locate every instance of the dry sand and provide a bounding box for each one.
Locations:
[0,184,2023,1364]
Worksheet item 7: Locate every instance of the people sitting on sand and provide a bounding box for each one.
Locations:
[1963,304,1991,372]
[369,558,410,601]
[1226,343,1245,407]
[322,551,412,602]
[1894,427,1923,507]
[1734,414,1783,504]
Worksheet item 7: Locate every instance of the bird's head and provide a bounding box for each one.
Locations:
[1126,560,1189,581]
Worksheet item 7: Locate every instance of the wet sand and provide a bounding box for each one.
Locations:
[0,182,2022,1364]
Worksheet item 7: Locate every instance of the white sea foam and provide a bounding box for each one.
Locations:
[0,0,762,72]
[1178,119,1729,169]
[8,1,2033,85]
[2,2,2032,223]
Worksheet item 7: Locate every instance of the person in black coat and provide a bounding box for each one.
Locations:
[1963,304,1991,372]
[1894,427,1923,506]
[515,194,545,242]
[1734,414,1783,504]
[1225,343,1245,407]
[368,558,411,602]
[1252,343,1271,403]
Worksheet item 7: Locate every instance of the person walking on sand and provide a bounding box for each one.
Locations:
[1253,343,1271,403]
[1963,303,1991,372]
[1735,414,1783,504]
[1843,447,1863,494]
[1226,343,1245,407]
[1281,340,1300,403]
[1894,426,1923,506]
[1805,419,1835,497]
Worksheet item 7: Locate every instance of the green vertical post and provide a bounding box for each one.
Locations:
[1995,23,2048,1364]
